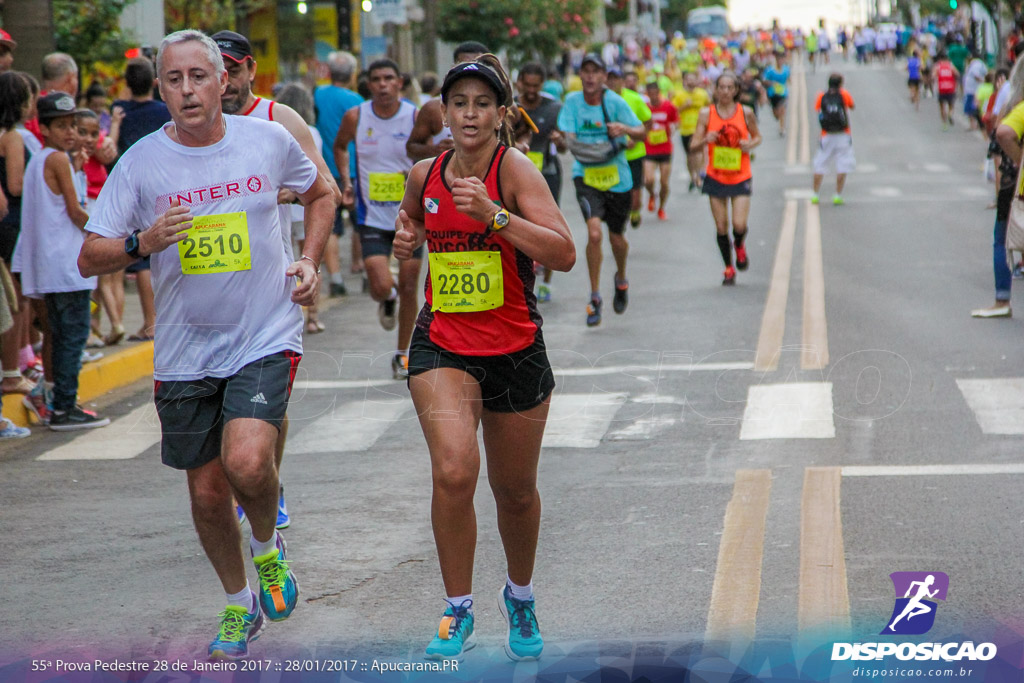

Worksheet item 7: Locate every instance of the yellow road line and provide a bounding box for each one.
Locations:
[799,68,810,165]
[786,69,799,164]
[798,467,851,635]
[801,200,828,369]
[754,200,798,371]
[705,469,772,643]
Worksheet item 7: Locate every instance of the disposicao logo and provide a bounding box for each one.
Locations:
[831,572,997,663]
[882,572,947,635]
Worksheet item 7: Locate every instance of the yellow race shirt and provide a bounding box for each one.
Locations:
[672,86,710,136]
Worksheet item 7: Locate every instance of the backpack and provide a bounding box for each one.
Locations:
[819,89,848,133]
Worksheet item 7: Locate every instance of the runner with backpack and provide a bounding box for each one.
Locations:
[812,73,856,205]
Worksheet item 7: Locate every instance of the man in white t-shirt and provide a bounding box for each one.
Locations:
[78,29,334,661]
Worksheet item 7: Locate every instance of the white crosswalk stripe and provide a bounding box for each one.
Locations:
[739,382,836,440]
[288,399,414,453]
[956,378,1024,435]
[37,402,161,461]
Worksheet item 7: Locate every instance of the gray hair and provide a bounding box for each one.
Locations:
[326,50,357,84]
[40,53,77,87]
[156,30,225,78]
[276,82,314,125]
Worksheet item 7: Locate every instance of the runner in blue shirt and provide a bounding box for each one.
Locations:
[557,54,645,327]
[763,51,791,137]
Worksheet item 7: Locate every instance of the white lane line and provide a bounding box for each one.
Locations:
[870,187,903,197]
[293,378,404,390]
[543,393,627,448]
[801,200,828,370]
[739,382,835,440]
[843,464,1024,477]
[554,362,753,376]
[37,402,161,461]
[923,162,952,173]
[607,415,678,440]
[956,378,1024,435]
[288,399,413,453]
[294,362,754,389]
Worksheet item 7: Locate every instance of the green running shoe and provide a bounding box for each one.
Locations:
[208,595,264,660]
[498,585,543,661]
[253,534,299,621]
[424,599,475,661]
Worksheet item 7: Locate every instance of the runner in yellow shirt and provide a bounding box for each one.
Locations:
[672,71,710,191]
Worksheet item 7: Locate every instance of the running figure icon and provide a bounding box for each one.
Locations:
[888,575,938,632]
[882,571,949,635]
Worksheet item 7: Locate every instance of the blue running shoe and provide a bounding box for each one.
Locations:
[253,534,299,621]
[498,585,543,661]
[236,505,246,526]
[208,593,264,660]
[586,296,602,327]
[424,599,475,661]
[276,482,290,529]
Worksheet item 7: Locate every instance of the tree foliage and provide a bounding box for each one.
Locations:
[164,0,273,33]
[53,0,137,70]
[436,0,597,64]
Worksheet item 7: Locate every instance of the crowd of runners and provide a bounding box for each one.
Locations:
[0,10,1001,666]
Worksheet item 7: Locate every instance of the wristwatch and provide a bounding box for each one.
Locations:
[490,208,510,232]
[125,230,142,259]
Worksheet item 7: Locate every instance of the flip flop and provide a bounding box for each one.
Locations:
[128,333,154,342]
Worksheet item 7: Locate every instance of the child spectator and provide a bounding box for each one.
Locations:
[75,107,125,345]
[11,92,109,430]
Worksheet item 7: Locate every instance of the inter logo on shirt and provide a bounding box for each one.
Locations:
[425,197,440,214]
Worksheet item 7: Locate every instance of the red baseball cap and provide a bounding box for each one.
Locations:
[0,29,16,50]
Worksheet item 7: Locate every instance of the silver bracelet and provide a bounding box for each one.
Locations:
[300,254,320,273]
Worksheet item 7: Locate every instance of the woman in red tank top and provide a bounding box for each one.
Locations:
[392,55,575,662]
[691,71,762,285]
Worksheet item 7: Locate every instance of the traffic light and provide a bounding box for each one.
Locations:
[950,0,957,8]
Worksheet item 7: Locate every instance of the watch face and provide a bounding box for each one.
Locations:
[495,210,510,228]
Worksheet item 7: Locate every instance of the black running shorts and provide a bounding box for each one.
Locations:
[154,351,301,470]
[407,328,555,414]
[573,177,631,235]
[357,224,424,259]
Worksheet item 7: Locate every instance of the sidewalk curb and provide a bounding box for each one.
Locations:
[3,341,153,427]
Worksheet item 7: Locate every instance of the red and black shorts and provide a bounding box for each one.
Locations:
[154,350,301,470]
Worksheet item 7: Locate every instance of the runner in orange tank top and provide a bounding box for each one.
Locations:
[690,71,761,285]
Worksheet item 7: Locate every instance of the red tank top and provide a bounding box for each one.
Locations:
[417,146,541,355]
[705,104,752,184]
[936,63,956,94]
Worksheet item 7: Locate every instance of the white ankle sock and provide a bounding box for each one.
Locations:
[249,530,279,558]
[388,286,397,301]
[506,576,534,601]
[226,583,253,612]
[446,594,473,613]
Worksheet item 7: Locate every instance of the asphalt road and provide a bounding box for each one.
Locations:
[3,57,1023,681]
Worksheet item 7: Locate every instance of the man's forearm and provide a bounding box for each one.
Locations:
[299,195,336,265]
[79,235,137,277]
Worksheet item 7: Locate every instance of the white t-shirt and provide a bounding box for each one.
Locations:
[13,146,97,297]
[963,59,987,96]
[85,115,318,381]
